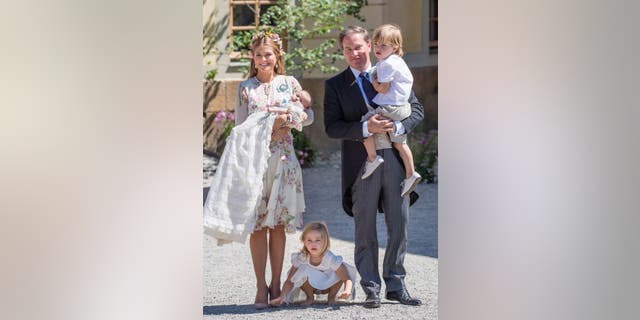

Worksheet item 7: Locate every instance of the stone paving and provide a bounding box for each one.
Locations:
[203,151,438,319]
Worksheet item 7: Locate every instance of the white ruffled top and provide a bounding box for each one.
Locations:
[284,251,358,303]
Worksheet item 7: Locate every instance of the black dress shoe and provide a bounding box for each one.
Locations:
[386,290,422,306]
[363,291,381,308]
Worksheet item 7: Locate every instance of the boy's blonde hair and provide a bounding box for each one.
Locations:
[372,24,404,57]
[299,221,330,257]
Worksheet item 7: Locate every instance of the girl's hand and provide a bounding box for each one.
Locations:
[337,290,351,299]
[338,278,352,299]
[269,296,284,306]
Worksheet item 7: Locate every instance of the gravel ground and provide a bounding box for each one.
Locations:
[203,151,438,319]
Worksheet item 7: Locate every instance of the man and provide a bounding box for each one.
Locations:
[324,26,424,308]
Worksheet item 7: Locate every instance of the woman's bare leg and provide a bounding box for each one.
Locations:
[250,228,269,308]
[268,225,286,299]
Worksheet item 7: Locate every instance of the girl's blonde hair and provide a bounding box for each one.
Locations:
[299,221,330,257]
[372,24,404,57]
[249,31,286,78]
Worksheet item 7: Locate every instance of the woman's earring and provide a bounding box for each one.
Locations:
[275,63,279,69]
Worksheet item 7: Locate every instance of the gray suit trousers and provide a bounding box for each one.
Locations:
[351,147,409,295]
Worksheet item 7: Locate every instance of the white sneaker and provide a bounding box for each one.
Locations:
[401,172,422,197]
[361,156,384,179]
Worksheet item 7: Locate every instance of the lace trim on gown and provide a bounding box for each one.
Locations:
[203,111,275,245]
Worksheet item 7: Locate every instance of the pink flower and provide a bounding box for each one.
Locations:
[227,111,235,121]
[214,110,226,123]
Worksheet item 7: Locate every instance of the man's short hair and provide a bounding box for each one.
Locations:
[339,26,370,45]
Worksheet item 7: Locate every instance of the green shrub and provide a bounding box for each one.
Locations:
[292,130,316,168]
[204,110,235,155]
[408,130,438,183]
[205,69,217,80]
[231,0,367,77]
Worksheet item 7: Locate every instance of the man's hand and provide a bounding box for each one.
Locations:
[366,114,394,134]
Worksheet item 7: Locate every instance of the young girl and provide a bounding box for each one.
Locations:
[360,24,422,197]
[269,221,357,306]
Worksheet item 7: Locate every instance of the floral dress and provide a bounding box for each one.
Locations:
[235,75,312,233]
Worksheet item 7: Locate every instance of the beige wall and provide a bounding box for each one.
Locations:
[202,0,229,72]
[385,0,422,53]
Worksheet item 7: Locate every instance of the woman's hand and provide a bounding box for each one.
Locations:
[267,106,289,114]
[272,113,288,130]
[271,126,290,142]
[272,112,290,142]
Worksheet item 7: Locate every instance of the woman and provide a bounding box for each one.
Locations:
[203,31,313,309]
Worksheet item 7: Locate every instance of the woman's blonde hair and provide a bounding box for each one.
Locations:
[372,24,404,57]
[249,31,286,78]
[299,221,330,257]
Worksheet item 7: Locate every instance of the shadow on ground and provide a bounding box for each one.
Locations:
[203,301,368,315]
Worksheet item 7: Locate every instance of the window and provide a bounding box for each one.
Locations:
[429,0,438,53]
[229,0,278,56]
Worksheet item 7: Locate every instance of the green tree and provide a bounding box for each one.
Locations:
[234,0,367,77]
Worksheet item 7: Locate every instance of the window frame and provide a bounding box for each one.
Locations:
[228,0,278,57]
[429,0,438,53]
